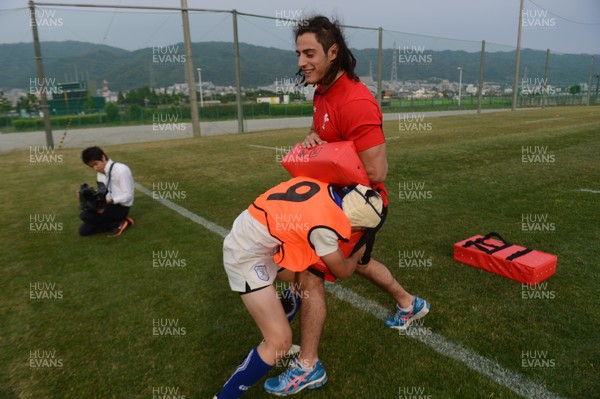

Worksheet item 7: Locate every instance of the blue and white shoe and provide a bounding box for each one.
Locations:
[264,358,328,396]
[279,288,302,323]
[385,296,430,330]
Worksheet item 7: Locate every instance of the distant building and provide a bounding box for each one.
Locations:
[99,80,118,103]
[48,80,105,115]
[359,75,377,95]
[257,96,280,104]
[465,84,478,95]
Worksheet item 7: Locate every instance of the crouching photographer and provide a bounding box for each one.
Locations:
[78,146,135,237]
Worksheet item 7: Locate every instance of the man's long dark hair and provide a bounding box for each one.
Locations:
[294,16,359,86]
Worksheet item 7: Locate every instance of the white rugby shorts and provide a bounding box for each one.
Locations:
[223,210,281,293]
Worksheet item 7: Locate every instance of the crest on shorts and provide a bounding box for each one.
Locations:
[254,264,269,281]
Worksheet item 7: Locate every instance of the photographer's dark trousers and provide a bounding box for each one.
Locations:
[79,205,130,236]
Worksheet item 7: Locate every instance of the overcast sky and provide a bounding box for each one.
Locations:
[0,0,598,54]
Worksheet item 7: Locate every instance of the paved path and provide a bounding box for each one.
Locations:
[0,108,511,153]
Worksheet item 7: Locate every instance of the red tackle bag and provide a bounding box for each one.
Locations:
[281,142,370,187]
[453,232,557,284]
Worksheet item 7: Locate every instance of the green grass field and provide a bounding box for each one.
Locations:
[1,107,599,398]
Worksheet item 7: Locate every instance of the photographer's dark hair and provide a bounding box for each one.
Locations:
[294,16,359,85]
[81,146,106,164]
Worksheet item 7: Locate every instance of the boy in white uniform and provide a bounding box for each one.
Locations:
[214,177,383,399]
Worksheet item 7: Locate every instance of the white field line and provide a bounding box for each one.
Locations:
[136,182,564,399]
[325,283,564,399]
[246,144,279,150]
[135,183,229,237]
[579,188,600,194]
[523,117,563,124]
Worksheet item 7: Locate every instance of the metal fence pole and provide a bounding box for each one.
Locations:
[181,0,200,137]
[232,9,244,133]
[29,0,54,148]
[542,49,550,109]
[376,27,383,107]
[587,55,595,106]
[511,0,525,111]
[477,40,485,114]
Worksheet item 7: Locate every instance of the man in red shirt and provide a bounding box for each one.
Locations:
[265,16,430,396]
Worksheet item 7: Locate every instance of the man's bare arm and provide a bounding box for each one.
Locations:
[358,143,388,184]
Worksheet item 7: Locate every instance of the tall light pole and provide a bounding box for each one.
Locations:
[29,0,53,148]
[457,67,463,107]
[180,0,200,137]
[197,67,203,108]
[512,0,525,111]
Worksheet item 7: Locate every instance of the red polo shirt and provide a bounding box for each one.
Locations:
[313,72,388,204]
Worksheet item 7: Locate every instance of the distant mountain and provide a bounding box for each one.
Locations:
[0,41,594,91]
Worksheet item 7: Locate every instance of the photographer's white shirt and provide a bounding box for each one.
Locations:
[97,159,135,207]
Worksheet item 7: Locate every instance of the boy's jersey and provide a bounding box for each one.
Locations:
[248,177,351,272]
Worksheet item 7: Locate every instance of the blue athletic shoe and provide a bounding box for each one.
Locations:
[264,358,328,396]
[385,296,430,330]
[279,288,301,323]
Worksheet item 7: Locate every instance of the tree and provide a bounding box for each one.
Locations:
[83,95,96,113]
[0,90,13,113]
[104,102,120,122]
[125,104,143,121]
[118,86,158,106]
[16,93,39,115]
[569,84,581,95]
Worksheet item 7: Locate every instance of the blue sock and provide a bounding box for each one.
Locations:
[217,347,273,399]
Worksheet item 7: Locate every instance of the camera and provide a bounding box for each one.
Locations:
[79,182,108,211]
